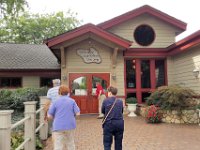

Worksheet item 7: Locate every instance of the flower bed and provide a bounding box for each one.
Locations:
[138,105,199,124]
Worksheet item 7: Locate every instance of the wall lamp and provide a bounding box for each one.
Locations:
[62,75,67,80]
[193,68,199,79]
[112,74,116,80]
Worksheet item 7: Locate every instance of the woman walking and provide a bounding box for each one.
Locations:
[48,85,80,150]
[101,86,124,150]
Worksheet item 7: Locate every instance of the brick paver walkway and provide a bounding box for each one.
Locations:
[44,115,200,150]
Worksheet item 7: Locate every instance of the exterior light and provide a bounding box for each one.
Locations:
[193,68,199,79]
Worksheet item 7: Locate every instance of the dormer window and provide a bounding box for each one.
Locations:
[134,25,155,46]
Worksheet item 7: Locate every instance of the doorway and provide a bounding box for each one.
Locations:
[69,73,110,114]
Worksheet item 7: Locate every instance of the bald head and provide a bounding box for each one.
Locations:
[52,79,60,87]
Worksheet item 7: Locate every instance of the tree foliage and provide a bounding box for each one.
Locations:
[0,0,27,18]
[0,11,81,44]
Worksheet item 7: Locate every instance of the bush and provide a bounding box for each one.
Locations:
[146,105,162,123]
[0,87,48,111]
[126,97,137,104]
[146,85,198,111]
[11,132,44,150]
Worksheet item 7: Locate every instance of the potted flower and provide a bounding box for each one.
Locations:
[126,97,137,117]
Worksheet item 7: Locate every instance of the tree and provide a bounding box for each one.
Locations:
[0,11,82,44]
[0,0,27,18]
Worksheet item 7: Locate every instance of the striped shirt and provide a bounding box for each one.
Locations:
[47,86,60,103]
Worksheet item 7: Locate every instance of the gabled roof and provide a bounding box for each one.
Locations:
[168,30,200,55]
[45,23,132,48]
[98,5,187,31]
[0,43,60,69]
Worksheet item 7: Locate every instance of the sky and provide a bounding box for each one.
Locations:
[27,0,200,41]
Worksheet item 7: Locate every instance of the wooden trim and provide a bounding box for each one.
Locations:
[112,47,118,68]
[136,59,142,103]
[60,47,66,68]
[164,59,168,86]
[46,24,131,48]
[150,59,156,89]
[98,5,186,31]
[124,51,167,57]
[0,70,61,77]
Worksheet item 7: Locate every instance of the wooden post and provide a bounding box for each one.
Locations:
[0,110,13,150]
[39,96,48,140]
[24,101,37,150]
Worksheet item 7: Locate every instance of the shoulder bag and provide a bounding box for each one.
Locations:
[102,98,117,125]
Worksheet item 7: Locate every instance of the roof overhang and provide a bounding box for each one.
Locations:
[45,23,132,49]
[98,5,187,33]
[168,30,200,56]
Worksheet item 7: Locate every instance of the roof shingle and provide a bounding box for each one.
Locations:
[0,43,60,69]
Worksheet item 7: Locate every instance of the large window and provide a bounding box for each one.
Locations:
[155,60,165,87]
[141,60,150,88]
[0,77,22,88]
[126,59,136,88]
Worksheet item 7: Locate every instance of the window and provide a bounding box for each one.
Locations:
[155,60,165,87]
[134,25,155,46]
[40,77,55,87]
[141,60,150,88]
[0,77,21,88]
[126,59,136,88]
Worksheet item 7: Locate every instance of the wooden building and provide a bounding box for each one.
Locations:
[1,5,200,114]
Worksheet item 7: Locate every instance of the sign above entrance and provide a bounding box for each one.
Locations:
[77,47,101,64]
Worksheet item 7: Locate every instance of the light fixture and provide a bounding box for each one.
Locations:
[193,68,199,78]
[62,75,67,80]
[112,74,116,80]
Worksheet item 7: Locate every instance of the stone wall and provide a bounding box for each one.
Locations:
[138,105,199,124]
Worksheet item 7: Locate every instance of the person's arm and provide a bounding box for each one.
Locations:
[101,100,106,114]
[47,102,56,121]
[73,100,80,116]
[44,99,51,121]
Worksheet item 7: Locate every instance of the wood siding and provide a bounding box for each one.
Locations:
[167,57,174,85]
[171,45,200,93]
[64,39,125,96]
[108,14,181,48]
[23,76,40,88]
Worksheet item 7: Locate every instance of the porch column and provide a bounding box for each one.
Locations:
[60,46,68,85]
[111,47,119,86]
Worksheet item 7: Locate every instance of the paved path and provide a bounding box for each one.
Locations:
[44,115,200,150]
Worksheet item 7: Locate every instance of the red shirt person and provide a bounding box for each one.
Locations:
[96,82,106,118]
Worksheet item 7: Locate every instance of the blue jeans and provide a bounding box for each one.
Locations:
[103,120,124,150]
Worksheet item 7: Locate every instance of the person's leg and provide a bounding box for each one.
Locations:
[98,94,106,118]
[64,130,75,150]
[103,123,113,150]
[114,130,123,150]
[53,132,65,150]
[113,120,124,150]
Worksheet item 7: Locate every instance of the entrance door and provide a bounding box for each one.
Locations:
[69,73,110,114]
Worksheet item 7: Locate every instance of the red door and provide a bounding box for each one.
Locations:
[69,73,110,114]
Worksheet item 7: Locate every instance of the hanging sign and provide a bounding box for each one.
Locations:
[77,47,102,64]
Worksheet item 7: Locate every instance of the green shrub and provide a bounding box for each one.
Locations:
[0,87,48,111]
[126,97,137,104]
[11,132,44,150]
[146,85,198,110]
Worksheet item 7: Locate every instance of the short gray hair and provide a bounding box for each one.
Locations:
[52,79,60,86]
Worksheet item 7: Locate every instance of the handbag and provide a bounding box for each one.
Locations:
[102,98,117,125]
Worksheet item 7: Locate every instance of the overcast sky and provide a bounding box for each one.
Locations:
[27,0,200,41]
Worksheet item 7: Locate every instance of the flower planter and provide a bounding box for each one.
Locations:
[127,104,137,117]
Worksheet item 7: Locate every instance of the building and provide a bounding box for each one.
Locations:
[1,5,200,114]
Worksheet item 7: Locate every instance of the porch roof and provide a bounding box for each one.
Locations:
[0,43,60,70]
